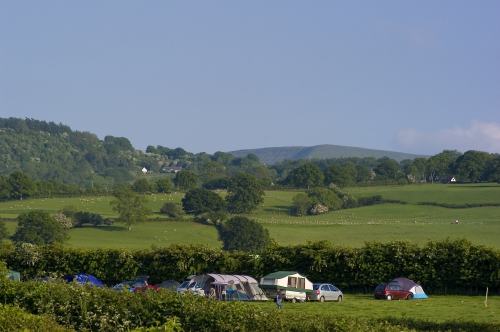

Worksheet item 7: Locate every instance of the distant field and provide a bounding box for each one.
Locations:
[1,184,499,249]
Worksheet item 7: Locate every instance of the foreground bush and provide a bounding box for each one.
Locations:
[0,280,409,332]
[0,304,69,331]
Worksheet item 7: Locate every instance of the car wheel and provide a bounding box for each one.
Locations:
[406,294,413,300]
[291,298,297,303]
[320,296,325,303]
[386,295,392,301]
[337,295,343,302]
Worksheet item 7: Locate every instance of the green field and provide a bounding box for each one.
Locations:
[1,184,500,249]
[252,294,500,327]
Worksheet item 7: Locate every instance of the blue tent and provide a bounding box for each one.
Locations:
[65,274,104,287]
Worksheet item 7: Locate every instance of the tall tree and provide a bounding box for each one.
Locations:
[0,221,8,242]
[285,163,324,189]
[426,150,461,183]
[110,188,150,231]
[12,210,68,245]
[156,177,173,193]
[217,216,271,252]
[182,188,225,215]
[324,163,356,187]
[226,173,264,213]
[132,178,153,193]
[484,155,500,183]
[7,171,35,200]
[174,170,198,191]
[374,157,401,181]
[453,150,493,182]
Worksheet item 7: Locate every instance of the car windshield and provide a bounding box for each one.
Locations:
[179,281,190,288]
[375,284,386,291]
[313,284,320,290]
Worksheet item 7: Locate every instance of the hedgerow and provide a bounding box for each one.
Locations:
[0,303,69,331]
[1,239,498,294]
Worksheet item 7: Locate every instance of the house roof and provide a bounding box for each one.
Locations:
[262,271,300,279]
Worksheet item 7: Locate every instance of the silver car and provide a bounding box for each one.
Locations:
[310,283,343,302]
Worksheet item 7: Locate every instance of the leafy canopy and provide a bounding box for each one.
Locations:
[226,173,264,214]
[12,210,68,245]
[217,216,271,252]
[182,188,225,215]
[110,188,150,231]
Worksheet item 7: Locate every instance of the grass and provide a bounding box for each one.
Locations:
[0,184,499,249]
[250,294,500,326]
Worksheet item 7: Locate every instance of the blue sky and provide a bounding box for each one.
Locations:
[1,1,499,154]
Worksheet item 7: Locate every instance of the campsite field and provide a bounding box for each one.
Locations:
[253,294,500,326]
[1,183,499,249]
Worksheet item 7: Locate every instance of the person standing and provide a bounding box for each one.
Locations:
[275,291,283,309]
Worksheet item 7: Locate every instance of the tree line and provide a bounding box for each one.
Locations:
[274,150,500,188]
[2,118,499,193]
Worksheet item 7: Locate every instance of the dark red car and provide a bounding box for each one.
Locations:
[112,276,159,293]
[374,282,413,300]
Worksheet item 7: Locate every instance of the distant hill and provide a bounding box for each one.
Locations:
[229,144,425,164]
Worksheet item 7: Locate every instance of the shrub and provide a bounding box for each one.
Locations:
[357,195,384,206]
[194,211,227,226]
[155,177,173,193]
[0,304,68,332]
[307,187,343,210]
[73,211,106,227]
[290,193,313,216]
[202,178,230,190]
[53,212,73,229]
[160,202,183,218]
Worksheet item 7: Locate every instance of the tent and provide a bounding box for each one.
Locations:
[7,270,21,281]
[65,273,104,287]
[260,271,313,302]
[390,277,428,299]
[180,273,268,301]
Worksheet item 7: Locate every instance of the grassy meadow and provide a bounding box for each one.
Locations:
[250,294,500,328]
[1,183,500,249]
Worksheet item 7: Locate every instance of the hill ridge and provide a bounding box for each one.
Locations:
[229,144,425,164]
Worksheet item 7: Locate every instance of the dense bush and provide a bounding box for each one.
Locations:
[0,239,498,294]
[202,177,230,190]
[357,195,384,206]
[0,304,69,332]
[73,211,108,227]
[160,202,184,218]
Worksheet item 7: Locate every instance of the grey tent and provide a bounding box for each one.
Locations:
[179,273,268,301]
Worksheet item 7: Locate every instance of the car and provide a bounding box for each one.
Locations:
[112,276,159,293]
[310,283,343,302]
[374,282,413,300]
[176,279,204,296]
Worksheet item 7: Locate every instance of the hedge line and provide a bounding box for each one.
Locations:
[0,280,407,332]
[1,239,499,294]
